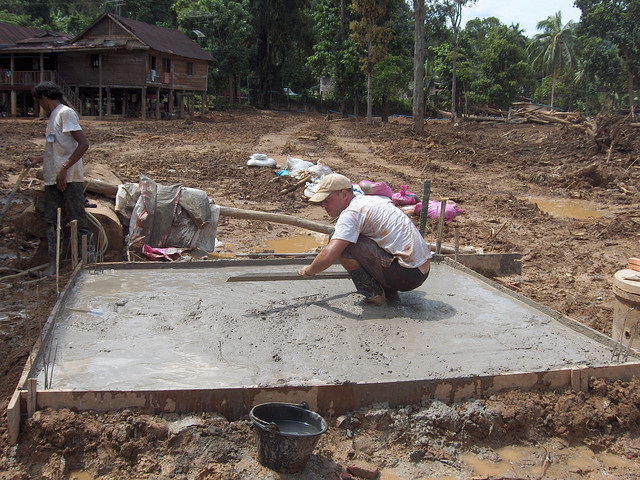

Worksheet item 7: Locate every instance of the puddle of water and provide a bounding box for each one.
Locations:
[262,233,328,254]
[460,444,637,479]
[526,196,606,219]
[207,252,236,260]
[459,452,515,477]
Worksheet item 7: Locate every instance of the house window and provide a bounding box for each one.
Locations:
[149,55,156,70]
[91,54,100,68]
[187,62,193,76]
[163,58,171,73]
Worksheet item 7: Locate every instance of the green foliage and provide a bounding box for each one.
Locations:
[575,0,639,113]
[372,54,411,100]
[306,0,363,111]
[0,10,40,27]
[248,0,313,109]
[528,12,579,107]
[433,17,534,112]
[121,0,178,27]
[174,0,254,93]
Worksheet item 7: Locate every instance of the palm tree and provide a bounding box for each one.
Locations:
[528,12,578,108]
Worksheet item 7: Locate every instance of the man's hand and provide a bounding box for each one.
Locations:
[298,266,314,278]
[25,155,42,168]
[56,166,67,191]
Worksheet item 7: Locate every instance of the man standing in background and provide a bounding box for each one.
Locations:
[27,81,94,276]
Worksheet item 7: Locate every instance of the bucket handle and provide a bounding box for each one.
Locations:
[254,419,280,432]
[252,402,311,432]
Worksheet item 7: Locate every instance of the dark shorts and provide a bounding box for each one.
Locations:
[342,236,429,291]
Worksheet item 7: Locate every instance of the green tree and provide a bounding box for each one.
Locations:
[439,0,477,123]
[528,11,579,108]
[412,0,426,132]
[174,0,254,102]
[576,0,639,116]
[120,0,178,27]
[350,0,397,123]
[306,0,362,116]
[463,18,534,110]
[249,0,313,109]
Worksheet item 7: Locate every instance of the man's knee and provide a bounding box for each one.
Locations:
[339,255,361,271]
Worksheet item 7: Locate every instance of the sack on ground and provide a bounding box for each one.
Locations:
[392,185,420,205]
[359,180,393,198]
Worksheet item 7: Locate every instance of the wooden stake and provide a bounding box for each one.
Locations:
[418,180,431,237]
[27,378,37,417]
[454,225,460,263]
[435,199,446,254]
[70,220,78,269]
[81,234,88,264]
[56,208,61,293]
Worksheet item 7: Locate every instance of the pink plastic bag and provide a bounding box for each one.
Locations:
[142,244,186,261]
[358,180,393,198]
[414,200,464,222]
[392,185,420,206]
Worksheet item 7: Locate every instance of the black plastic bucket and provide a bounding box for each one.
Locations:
[250,401,328,473]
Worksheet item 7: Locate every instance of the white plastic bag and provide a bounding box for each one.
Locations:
[287,154,314,177]
[247,153,276,167]
[307,161,332,178]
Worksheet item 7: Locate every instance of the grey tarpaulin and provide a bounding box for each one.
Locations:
[125,175,220,252]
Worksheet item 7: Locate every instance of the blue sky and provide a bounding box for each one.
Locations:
[461,0,582,37]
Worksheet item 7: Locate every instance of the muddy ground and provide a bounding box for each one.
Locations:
[0,110,639,479]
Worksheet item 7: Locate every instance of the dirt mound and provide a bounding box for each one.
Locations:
[1,111,639,479]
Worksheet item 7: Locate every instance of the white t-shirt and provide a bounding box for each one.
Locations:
[332,194,432,268]
[43,104,84,185]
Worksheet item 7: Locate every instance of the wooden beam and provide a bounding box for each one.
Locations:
[227,271,349,282]
[440,253,522,277]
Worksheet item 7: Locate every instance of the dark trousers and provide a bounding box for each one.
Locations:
[342,236,429,291]
[44,183,94,261]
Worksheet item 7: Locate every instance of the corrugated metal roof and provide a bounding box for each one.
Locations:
[1,16,214,63]
[0,23,46,46]
[117,16,214,62]
[76,13,214,62]
[0,23,71,49]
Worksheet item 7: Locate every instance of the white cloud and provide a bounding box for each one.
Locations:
[462,0,582,36]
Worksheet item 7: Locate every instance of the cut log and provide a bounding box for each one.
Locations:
[217,206,480,254]
[541,114,572,125]
[526,115,550,124]
[84,178,118,198]
[83,163,122,199]
[467,115,507,123]
[218,206,335,234]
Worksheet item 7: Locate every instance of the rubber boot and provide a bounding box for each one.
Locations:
[383,287,400,306]
[349,267,385,305]
[42,258,56,277]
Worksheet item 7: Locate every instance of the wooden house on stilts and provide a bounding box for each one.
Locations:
[0,13,214,119]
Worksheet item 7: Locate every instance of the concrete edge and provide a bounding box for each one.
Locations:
[12,363,640,429]
[434,256,640,358]
[8,257,640,444]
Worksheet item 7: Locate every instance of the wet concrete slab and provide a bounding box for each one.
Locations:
[37,259,624,391]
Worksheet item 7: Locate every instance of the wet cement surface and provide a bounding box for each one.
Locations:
[39,261,622,391]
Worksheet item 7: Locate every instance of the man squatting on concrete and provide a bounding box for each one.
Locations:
[298,173,431,305]
[27,81,94,276]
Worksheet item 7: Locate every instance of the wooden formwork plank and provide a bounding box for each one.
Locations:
[21,363,640,424]
[7,390,21,445]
